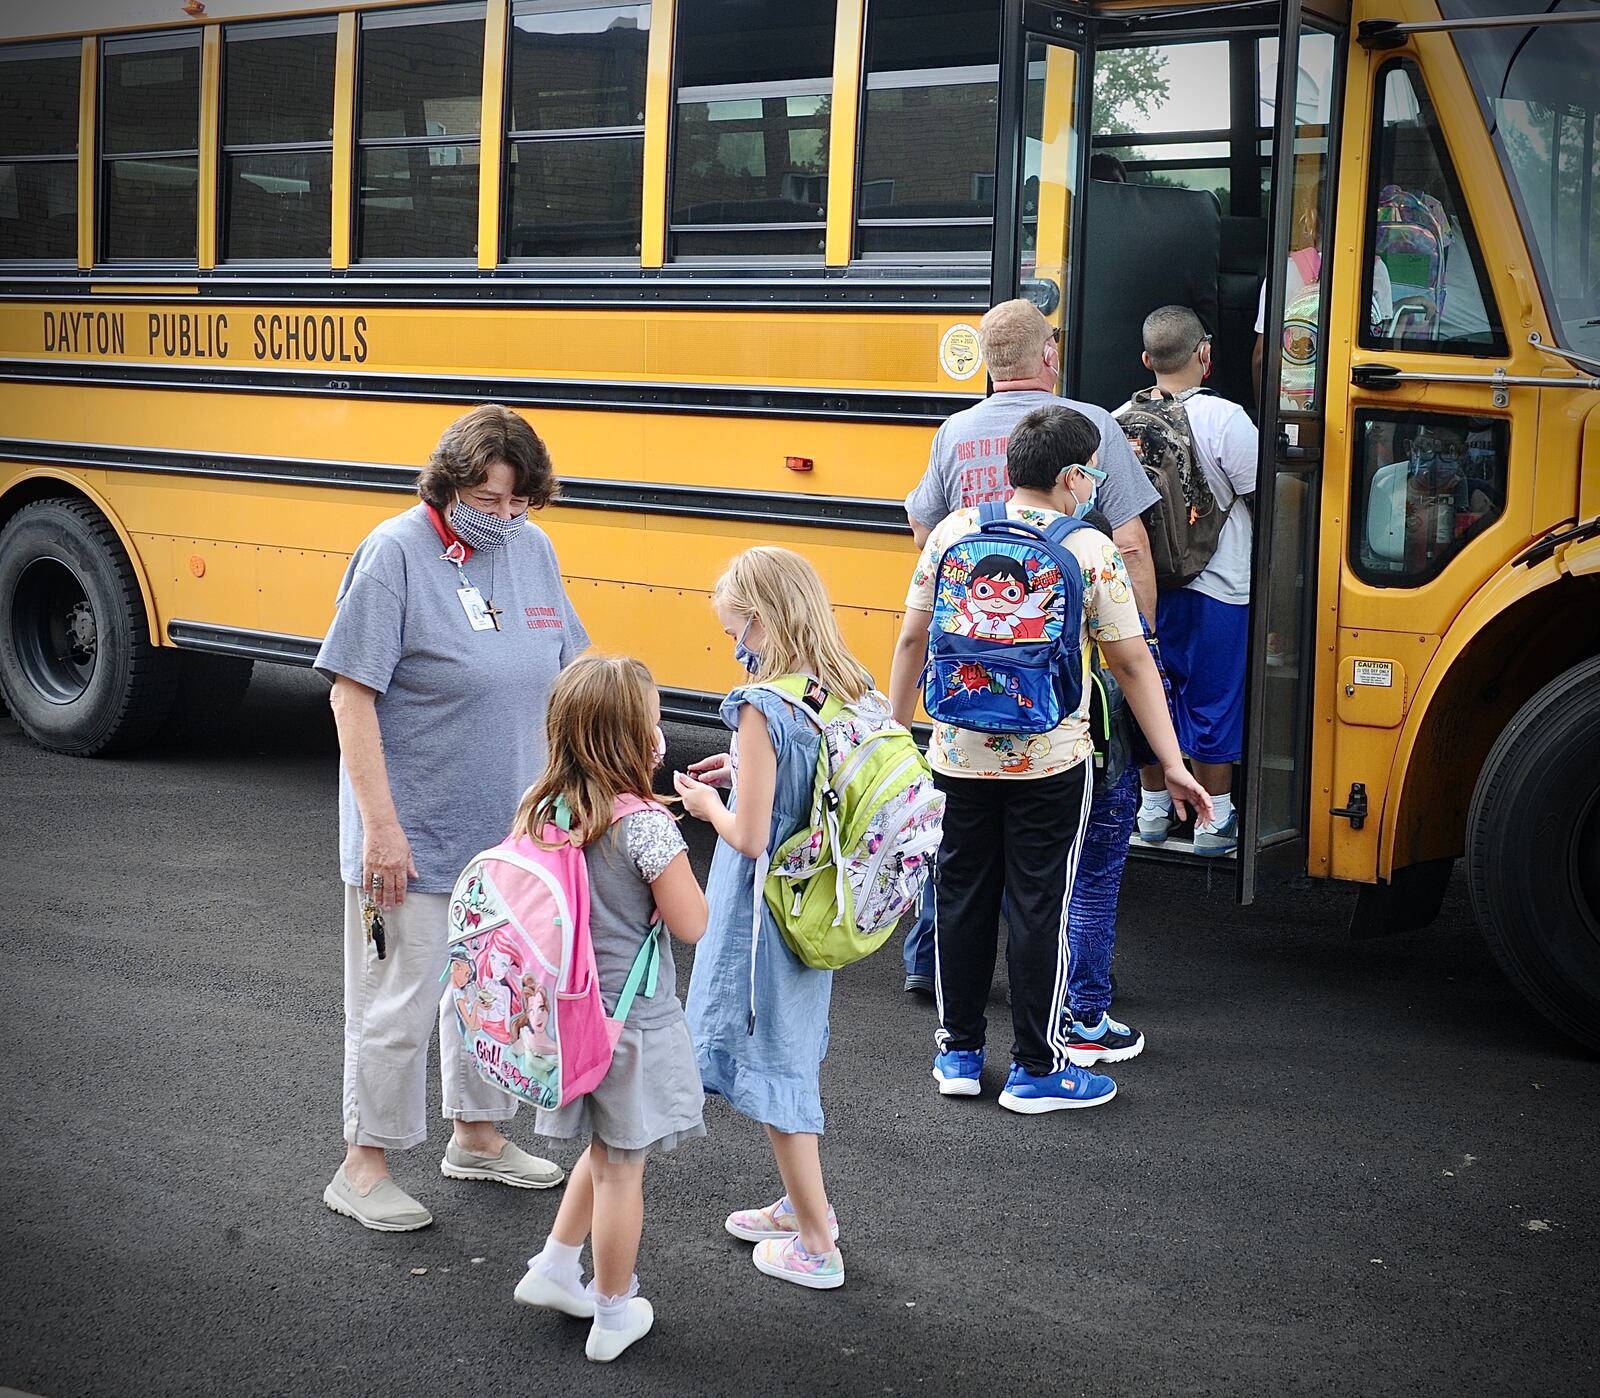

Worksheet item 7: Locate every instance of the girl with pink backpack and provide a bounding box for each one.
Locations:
[507,655,708,1362]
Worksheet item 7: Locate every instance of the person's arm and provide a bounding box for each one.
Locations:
[889,607,934,728]
[650,850,708,945]
[328,675,418,910]
[1112,516,1158,623]
[908,512,932,550]
[1100,636,1213,826]
[673,704,776,859]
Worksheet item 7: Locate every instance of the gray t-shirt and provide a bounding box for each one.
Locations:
[315,504,590,892]
[585,809,689,1029]
[904,389,1156,533]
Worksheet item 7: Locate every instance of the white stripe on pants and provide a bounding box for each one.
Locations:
[341,885,519,1149]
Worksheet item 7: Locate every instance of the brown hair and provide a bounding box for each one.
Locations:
[416,404,557,510]
[713,547,872,704]
[512,655,665,850]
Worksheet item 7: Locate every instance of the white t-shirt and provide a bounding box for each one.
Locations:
[1254,256,1394,333]
[1114,389,1259,606]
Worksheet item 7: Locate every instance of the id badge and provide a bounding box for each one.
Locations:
[457,586,497,631]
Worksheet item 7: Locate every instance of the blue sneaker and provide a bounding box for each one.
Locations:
[1194,810,1239,856]
[1064,1012,1145,1067]
[932,1048,984,1097]
[998,1061,1117,1114]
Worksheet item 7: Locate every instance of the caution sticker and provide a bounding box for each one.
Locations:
[939,323,982,381]
[1352,660,1394,688]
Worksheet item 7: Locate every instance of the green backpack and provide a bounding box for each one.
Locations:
[754,675,945,972]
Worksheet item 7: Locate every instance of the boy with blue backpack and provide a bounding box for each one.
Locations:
[888,406,1211,1114]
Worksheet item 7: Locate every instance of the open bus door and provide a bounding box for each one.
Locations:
[1239,0,1348,901]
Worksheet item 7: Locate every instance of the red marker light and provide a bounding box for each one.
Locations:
[785,456,814,473]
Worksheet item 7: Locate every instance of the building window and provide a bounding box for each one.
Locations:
[357,3,485,261]
[856,0,1000,257]
[222,18,336,261]
[0,43,79,261]
[670,0,836,260]
[101,32,200,261]
[506,1,649,259]
[1351,410,1507,586]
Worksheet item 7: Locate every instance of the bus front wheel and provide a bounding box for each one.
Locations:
[0,498,177,756]
[1467,654,1600,1054]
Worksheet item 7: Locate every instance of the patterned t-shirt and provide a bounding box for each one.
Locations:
[906,502,1144,780]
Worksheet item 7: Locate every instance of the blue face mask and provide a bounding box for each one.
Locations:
[733,620,762,676]
[1065,463,1107,519]
[449,497,527,551]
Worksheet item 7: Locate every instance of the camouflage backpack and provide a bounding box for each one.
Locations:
[1116,387,1224,589]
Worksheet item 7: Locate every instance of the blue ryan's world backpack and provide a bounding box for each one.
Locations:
[922,502,1088,735]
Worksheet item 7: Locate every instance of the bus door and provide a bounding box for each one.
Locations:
[1240,0,1349,900]
[994,2,1089,340]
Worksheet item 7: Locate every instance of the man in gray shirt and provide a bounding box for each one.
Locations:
[905,298,1159,619]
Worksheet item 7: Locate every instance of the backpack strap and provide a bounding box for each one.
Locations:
[610,915,662,1025]
[978,500,1007,525]
[1041,514,1089,547]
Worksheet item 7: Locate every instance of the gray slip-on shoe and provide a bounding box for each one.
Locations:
[441,1139,565,1189]
[323,1166,433,1232]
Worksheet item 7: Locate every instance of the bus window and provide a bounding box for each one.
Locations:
[1351,412,1508,585]
[670,0,835,260]
[506,2,650,259]
[855,0,1000,258]
[1446,0,1600,363]
[356,3,485,261]
[1093,40,1233,208]
[102,32,201,261]
[1360,62,1502,354]
[0,43,78,261]
[222,19,336,262]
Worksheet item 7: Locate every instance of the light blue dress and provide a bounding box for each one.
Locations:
[686,685,834,1135]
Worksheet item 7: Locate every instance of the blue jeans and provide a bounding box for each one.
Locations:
[1066,765,1139,1019]
[905,762,1137,1016]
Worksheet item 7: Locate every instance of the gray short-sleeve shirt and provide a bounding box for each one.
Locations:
[904,388,1156,533]
[315,504,590,891]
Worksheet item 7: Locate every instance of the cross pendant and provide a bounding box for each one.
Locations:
[484,599,503,631]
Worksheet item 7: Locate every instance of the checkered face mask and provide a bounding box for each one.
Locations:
[449,498,527,550]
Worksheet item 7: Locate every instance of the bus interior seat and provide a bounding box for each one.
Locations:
[1076,179,1222,411]
[1217,214,1267,410]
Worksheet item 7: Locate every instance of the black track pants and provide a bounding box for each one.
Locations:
[931,762,1093,1075]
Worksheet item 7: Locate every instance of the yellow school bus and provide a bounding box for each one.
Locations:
[1,0,1596,1047]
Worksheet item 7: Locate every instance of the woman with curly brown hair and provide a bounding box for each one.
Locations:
[316,404,589,1232]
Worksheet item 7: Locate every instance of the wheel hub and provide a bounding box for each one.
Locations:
[10,556,97,704]
[66,599,97,659]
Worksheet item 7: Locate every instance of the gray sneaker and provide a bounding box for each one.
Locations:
[441,1139,565,1189]
[1193,811,1239,856]
[323,1166,433,1232]
[1137,806,1180,843]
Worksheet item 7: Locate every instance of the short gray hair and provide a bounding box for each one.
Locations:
[1142,305,1208,374]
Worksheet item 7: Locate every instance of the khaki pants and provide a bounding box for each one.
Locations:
[341,886,520,1150]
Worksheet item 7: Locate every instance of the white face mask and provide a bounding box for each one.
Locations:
[651,725,667,767]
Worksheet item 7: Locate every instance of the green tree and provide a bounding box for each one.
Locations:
[1092,47,1171,134]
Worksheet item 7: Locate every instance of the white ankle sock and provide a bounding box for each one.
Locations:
[1139,789,1173,816]
[1200,792,1234,833]
[593,1276,641,1331]
[533,1237,583,1280]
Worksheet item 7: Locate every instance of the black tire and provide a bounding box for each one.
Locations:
[159,651,255,742]
[1467,655,1600,1053]
[0,498,177,756]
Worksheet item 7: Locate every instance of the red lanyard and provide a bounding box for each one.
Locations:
[424,502,473,566]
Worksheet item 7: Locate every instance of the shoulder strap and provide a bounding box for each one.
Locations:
[978,500,1006,525]
[610,916,662,1024]
[611,793,669,823]
[1041,514,1089,547]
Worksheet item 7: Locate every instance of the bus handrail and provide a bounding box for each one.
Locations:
[1359,11,1600,50]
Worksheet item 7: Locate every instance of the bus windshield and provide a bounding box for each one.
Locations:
[1446,0,1600,360]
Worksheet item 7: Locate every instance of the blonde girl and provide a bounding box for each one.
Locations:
[674,546,875,1291]
[512,656,708,1363]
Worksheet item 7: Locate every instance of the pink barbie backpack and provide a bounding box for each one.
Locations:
[444,794,665,1110]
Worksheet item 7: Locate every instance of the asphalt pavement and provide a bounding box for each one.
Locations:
[1,664,1596,1398]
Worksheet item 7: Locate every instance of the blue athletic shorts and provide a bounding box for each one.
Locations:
[1153,589,1249,764]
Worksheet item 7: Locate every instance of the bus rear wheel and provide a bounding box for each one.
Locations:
[0,498,177,756]
[1467,655,1600,1053]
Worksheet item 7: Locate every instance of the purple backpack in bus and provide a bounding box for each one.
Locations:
[444,795,665,1110]
[1376,184,1452,334]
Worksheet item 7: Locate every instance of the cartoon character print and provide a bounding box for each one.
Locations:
[983,732,1052,775]
[446,949,480,1031]
[954,553,1055,641]
[449,868,492,935]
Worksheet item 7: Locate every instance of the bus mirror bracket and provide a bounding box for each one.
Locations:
[1529,331,1600,377]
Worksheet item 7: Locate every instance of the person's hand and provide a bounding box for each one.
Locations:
[673,770,724,821]
[363,820,418,910]
[687,752,733,789]
[1164,765,1215,829]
